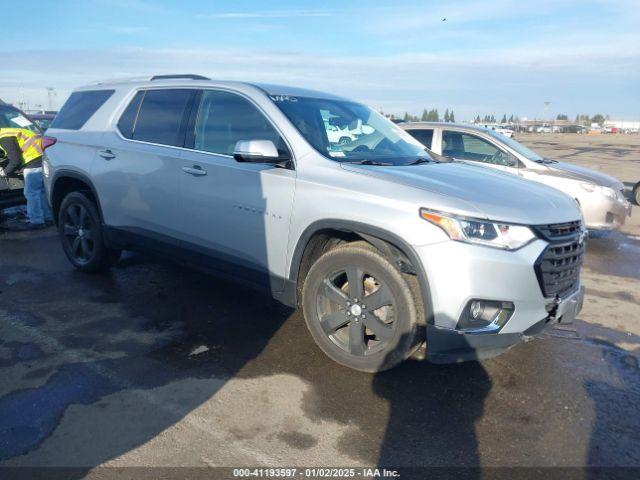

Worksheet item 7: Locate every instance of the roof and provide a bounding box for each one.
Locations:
[78,74,350,101]
[251,83,349,101]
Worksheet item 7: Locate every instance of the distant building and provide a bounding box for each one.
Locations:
[604,120,640,131]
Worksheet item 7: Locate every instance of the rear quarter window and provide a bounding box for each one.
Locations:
[50,90,114,130]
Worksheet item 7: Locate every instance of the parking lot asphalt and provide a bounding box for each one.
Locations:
[0,134,638,473]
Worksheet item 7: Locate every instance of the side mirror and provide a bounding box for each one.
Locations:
[233,140,280,163]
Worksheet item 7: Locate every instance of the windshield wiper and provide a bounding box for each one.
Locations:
[534,158,557,165]
[345,159,395,166]
[405,157,435,166]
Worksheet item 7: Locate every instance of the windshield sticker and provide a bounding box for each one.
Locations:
[270,95,298,102]
[328,150,346,157]
[11,115,33,128]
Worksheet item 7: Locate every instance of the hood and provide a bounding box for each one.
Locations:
[341,161,582,225]
[543,161,622,189]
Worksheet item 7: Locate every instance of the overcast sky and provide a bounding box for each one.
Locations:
[2,0,639,120]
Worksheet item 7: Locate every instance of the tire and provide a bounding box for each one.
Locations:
[302,241,423,372]
[634,182,640,206]
[58,191,121,272]
[338,136,351,145]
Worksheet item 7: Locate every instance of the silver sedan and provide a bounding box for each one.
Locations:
[402,122,632,233]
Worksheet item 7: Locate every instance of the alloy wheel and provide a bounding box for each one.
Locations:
[62,203,96,264]
[316,266,396,356]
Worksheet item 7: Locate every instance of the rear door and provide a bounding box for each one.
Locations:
[178,89,296,291]
[93,88,196,240]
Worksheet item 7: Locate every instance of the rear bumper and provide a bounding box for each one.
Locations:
[0,177,25,210]
[0,190,26,210]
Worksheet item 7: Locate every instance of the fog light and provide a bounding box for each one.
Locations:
[470,300,484,319]
[458,299,515,332]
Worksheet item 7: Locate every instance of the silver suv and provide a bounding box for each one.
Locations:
[43,75,585,371]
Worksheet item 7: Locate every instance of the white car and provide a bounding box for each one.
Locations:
[402,122,632,233]
[324,122,357,145]
[481,123,514,138]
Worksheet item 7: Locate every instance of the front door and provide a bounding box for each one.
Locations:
[179,89,296,293]
[441,130,518,174]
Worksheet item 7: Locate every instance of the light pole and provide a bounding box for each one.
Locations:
[46,87,57,111]
[543,101,551,122]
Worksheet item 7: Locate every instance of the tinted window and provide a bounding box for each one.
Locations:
[117,91,144,139]
[193,90,284,156]
[407,129,433,148]
[51,90,114,130]
[442,131,510,166]
[133,89,194,147]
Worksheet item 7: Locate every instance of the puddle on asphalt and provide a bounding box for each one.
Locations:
[584,231,640,279]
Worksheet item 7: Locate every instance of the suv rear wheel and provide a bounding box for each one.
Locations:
[58,191,121,272]
[302,241,423,372]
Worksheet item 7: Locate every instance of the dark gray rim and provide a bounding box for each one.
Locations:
[316,267,396,356]
[62,203,96,264]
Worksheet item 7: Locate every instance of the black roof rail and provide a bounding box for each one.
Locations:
[150,74,210,81]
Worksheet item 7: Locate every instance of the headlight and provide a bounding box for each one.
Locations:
[420,208,536,250]
[580,182,616,200]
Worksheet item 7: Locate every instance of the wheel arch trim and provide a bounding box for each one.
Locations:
[51,169,104,223]
[289,219,434,325]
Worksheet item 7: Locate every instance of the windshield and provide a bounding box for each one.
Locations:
[485,128,543,161]
[271,96,432,164]
[0,106,42,134]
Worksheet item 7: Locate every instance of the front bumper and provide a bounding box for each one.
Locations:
[582,194,631,231]
[426,286,584,363]
[414,239,584,363]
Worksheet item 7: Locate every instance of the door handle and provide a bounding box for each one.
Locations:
[182,165,207,176]
[98,149,116,160]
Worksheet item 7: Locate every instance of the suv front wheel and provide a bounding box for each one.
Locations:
[58,191,121,272]
[302,241,423,372]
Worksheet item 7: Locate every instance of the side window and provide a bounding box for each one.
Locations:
[407,129,433,149]
[117,91,144,139]
[193,90,284,156]
[50,90,114,130]
[442,131,509,165]
[132,89,195,147]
